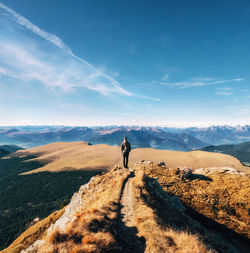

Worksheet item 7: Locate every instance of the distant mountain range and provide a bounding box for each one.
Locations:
[0,125,250,151]
[179,125,250,145]
[200,141,250,165]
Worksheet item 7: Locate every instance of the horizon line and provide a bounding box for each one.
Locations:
[0,124,249,128]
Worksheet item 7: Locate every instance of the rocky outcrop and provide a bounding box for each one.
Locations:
[194,167,247,175]
[145,176,186,213]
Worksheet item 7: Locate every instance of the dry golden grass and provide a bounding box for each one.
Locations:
[40,208,119,253]
[132,169,213,253]
[1,208,65,253]
[12,141,248,174]
[145,164,250,239]
[3,163,250,252]
[17,142,122,175]
[37,168,129,253]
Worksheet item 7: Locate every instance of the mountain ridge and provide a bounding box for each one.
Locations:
[1,125,250,150]
[3,163,249,253]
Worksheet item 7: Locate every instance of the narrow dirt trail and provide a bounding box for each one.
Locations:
[120,176,135,227]
[117,170,145,252]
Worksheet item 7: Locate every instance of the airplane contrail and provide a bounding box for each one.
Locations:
[0,1,131,96]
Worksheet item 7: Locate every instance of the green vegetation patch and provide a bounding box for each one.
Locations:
[0,155,104,250]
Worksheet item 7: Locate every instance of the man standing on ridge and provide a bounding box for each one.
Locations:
[121,136,131,168]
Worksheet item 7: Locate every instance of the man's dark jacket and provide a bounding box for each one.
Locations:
[121,141,131,153]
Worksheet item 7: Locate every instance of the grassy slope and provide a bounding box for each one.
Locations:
[19,169,130,253]
[1,208,65,253]
[0,141,249,250]
[11,141,248,174]
[146,165,250,239]
[0,152,104,250]
[200,141,250,163]
[4,165,249,253]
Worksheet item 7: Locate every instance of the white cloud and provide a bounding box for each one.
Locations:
[0,1,131,96]
[215,87,233,96]
[216,91,232,96]
[0,2,71,52]
[234,78,244,82]
[0,66,19,79]
[160,77,244,89]
[221,87,233,90]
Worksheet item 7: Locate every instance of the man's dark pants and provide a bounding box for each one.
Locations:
[123,152,129,168]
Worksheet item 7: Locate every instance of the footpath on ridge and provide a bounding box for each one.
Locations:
[2,162,250,253]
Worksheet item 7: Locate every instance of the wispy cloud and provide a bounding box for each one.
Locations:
[0,66,19,79]
[0,1,130,96]
[216,87,233,96]
[160,77,244,89]
[0,2,71,52]
[216,91,232,96]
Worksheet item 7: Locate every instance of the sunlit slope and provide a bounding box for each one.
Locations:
[131,148,248,173]
[3,164,249,253]
[11,141,248,174]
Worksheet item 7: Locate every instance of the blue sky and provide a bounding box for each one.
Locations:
[0,0,250,127]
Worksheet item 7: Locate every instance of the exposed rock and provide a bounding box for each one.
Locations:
[158,161,166,168]
[146,177,186,213]
[135,160,153,166]
[33,217,39,223]
[181,167,192,179]
[194,167,246,176]
[176,166,193,180]
[21,240,44,253]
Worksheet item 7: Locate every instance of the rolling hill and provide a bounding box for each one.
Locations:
[12,141,248,174]
[0,144,24,153]
[0,144,23,158]
[200,141,250,165]
[0,148,9,158]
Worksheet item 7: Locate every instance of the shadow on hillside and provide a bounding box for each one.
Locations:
[117,172,146,253]
[143,176,250,253]
[189,174,213,182]
[0,154,106,250]
[0,154,47,176]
